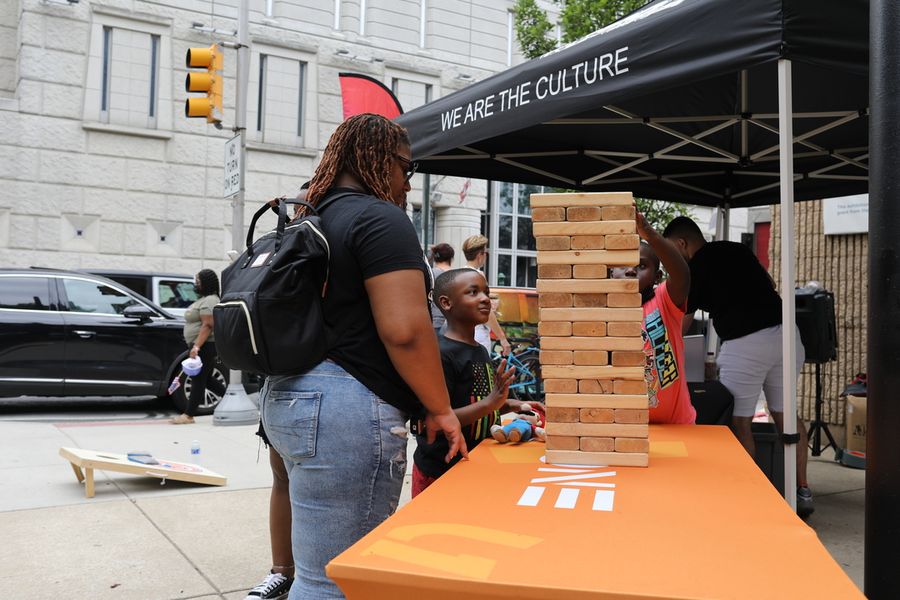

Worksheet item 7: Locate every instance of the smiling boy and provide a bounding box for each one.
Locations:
[412,269,520,496]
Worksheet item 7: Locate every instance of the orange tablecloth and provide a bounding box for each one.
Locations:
[328,425,861,599]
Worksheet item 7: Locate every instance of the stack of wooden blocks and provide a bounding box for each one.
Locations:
[531,192,649,467]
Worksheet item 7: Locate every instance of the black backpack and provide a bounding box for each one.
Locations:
[213,193,353,376]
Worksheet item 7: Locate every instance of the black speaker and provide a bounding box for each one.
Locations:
[795,288,837,364]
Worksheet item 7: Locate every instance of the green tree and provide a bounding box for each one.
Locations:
[516,0,691,231]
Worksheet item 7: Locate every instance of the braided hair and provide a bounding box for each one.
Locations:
[196,269,220,297]
[307,113,410,207]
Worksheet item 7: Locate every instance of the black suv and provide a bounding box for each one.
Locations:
[0,268,227,414]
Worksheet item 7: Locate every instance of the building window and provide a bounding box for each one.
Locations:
[490,182,543,288]
[334,0,341,29]
[265,0,274,17]
[254,53,306,146]
[506,11,514,66]
[359,0,367,35]
[99,27,161,128]
[419,0,427,48]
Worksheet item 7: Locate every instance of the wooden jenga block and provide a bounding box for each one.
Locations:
[573,293,607,308]
[615,438,650,453]
[578,379,612,393]
[530,192,633,207]
[546,435,580,451]
[611,351,646,367]
[537,249,639,266]
[532,207,566,221]
[544,379,578,393]
[614,379,648,394]
[537,279,638,294]
[539,292,573,308]
[545,407,579,422]
[570,235,606,250]
[614,409,649,424]
[607,321,644,337]
[601,205,636,220]
[580,437,615,452]
[541,337,642,351]
[538,264,572,279]
[546,450,648,468]
[605,234,641,250]
[546,422,648,437]
[573,264,608,279]
[536,236,571,251]
[542,365,644,380]
[580,408,614,423]
[567,206,603,221]
[532,220,635,236]
[607,293,642,308]
[540,350,574,365]
[538,321,572,337]
[541,307,643,322]
[546,394,648,409]
[574,351,609,365]
[572,322,607,336]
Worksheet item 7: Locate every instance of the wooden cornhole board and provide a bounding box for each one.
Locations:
[59,447,227,498]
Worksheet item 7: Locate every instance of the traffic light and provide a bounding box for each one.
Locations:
[185,44,223,125]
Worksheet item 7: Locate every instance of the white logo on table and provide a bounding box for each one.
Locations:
[517,466,616,511]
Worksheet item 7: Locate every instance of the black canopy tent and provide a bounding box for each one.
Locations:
[398,0,869,526]
[398,0,868,208]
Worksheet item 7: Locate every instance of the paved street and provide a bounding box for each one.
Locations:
[0,398,863,599]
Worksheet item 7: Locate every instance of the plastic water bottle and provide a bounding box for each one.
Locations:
[190,440,201,466]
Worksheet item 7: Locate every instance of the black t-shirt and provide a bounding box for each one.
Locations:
[318,188,431,415]
[687,240,782,341]
[413,335,500,478]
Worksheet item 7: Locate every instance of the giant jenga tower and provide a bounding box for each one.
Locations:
[531,192,649,467]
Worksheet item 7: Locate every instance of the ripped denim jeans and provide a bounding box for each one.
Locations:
[260,360,409,599]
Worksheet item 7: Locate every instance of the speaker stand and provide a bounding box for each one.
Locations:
[807,361,838,457]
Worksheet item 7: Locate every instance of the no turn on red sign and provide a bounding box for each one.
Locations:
[224,135,241,198]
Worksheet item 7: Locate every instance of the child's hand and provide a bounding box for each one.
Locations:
[635,209,655,241]
[483,359,516,411]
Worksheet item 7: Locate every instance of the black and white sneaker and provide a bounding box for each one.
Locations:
[244,571,293,600]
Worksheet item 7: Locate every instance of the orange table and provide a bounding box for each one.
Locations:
[327,425,862,599]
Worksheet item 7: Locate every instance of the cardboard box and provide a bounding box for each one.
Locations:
[845,395,867,453]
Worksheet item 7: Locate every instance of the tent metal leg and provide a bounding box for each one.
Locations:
[777,58,798,511]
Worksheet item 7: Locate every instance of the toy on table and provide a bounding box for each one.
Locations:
[491,402,546,443]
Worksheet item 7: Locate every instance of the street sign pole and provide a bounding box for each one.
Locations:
[214,0,258,426]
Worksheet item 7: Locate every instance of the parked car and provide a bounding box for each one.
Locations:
[0,268,226,414]
[81,269,197,318]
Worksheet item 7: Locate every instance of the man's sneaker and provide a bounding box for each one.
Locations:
[244,571,292,600]
[797,486,815,519]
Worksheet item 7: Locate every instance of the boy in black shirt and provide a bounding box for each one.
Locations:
[412,269,520,496]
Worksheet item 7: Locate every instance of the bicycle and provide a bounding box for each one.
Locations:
[491,336,543,404]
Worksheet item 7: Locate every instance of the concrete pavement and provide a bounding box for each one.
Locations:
[0,414,864,599]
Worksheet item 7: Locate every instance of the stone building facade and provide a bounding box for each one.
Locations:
[0,0,547,278]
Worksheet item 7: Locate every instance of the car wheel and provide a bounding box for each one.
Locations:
[170,362,229,416]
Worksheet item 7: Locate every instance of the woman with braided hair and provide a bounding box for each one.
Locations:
[258,113,466,599]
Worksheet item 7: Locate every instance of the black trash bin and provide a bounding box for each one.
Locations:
[752,421,785,496]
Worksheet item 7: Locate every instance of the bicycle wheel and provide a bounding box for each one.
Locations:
[513,356,543,404]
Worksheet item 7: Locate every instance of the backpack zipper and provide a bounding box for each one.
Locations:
[217,300,258,355]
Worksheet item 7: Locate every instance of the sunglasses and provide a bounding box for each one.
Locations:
[394,154,419,182]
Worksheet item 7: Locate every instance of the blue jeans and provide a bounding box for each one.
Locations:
[260,360,409,599]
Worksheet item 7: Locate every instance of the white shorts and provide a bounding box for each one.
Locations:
[717,324,806,418]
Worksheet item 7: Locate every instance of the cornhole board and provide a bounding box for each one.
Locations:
[59,447,227,498]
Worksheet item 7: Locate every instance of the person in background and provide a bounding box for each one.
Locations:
[461,234,511,356]
[258,113,466,598]
[611,212,695,424]
[171,269,220,425]
[663,215,813,517]
[429,242,455,334]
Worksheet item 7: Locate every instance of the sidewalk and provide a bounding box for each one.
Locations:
[0,415,863,599]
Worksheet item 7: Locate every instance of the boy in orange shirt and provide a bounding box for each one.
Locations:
[612,212,695,424]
